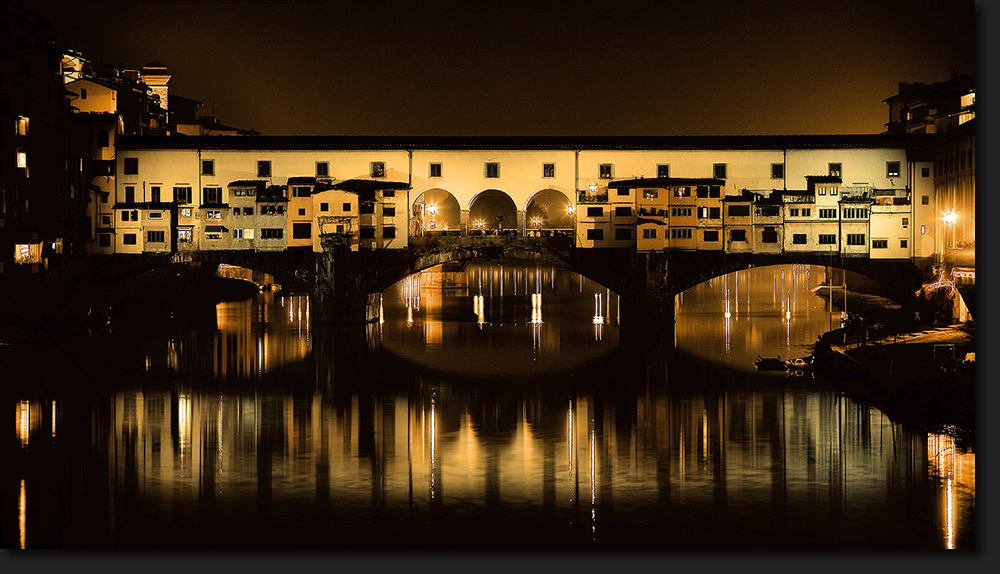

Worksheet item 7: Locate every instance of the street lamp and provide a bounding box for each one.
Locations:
[942,211,957,250]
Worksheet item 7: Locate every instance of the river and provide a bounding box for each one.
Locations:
[0,263,974,549]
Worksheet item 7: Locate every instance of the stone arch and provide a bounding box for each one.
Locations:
[412,188,461,235]
[468,189,518,235]
[525,189,574,234]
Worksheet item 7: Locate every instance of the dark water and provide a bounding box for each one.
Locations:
[1,263,974,549]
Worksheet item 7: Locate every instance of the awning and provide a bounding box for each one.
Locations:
[204,225,228,233]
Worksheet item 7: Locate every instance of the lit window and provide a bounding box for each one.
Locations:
[656,164,669,178]
[829,163,841,177]
[543,163,555,178]
[886,161,901,178]
[599,164,614,179]
[370,162,386,178]
[16,116,29,136]
[16,149,27,169]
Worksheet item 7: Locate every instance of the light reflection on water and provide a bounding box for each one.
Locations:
[3,263,974,549]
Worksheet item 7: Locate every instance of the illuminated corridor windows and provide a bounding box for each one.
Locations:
[485,162,500,178]
[257,160,271,177]
[123,158,138,175]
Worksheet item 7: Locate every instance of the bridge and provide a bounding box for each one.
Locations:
[94,235,931,326]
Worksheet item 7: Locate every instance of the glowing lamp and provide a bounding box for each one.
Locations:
[942,211,957,225]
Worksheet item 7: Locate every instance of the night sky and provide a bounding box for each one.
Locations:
[25,0,976,136]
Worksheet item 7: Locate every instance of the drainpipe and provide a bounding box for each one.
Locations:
[574,149,580,244]
[407,149,412,244]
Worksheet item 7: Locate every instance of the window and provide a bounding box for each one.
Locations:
[730,229,747,242]
[359,202,375,214]
[257,160,271,177]
[202,160,214,175]
[123,234,137,245]
[792,234,807,244]
[762,229,778,243]
[316,162,329,177]
[830,186,838,196]
[125,186,135,203]
[233,228,254,240]
[615,228,631,240]
[180,207,192,218]
[148,211,163,220]
[383,206,396,217]
[292,223,311,239]
[643,189,658,199]
[847,233,866,245]
[101,215,111,225]
[260,228,283,239]
[801,208,811,217]
[599,164,614,179]
[203,187,222,204]
[703,230,719,242]
[293,186,311,197]
[123,157,138,175]
[615,206,631,216]
[243,207,253,216]
[177,228,193,243]
[120,211,129,222]
[147,230,165,243]
[485,162,500,178]
[369,162,386,178]
[713,163,727,179]
[886,161,901,178]
[657,164,670,178]
[206,210,222,219]
[698,207,721,219]
[616,187,630,196]
[872,239,888,249]
[343,202,352,212]
[819,208,837,218]
[642,228,657,239]
[587,207,603,217]
[360,227,376,239]
[205,231,222,240]
[921,195,929,205]
[671,207,692,217]
[543,163,555,178]
[150,186,160,203]
[81,88,87,99]
[297,208,306,216]
[383,227,396,239]
[382,189,395,197]
[817,186,826,196]
[709,186,721,198]
[16,115,29,136]
[99,234,111,247]
[696,186,709,198]
[673,187,688,197]
[790,208,799,217]
[842,207,868,219]
[727,205,750,217]
[829,163,841,177]
[900,239,908,248]
[921,167,930,177]
[320,202,329,212]
[671,228,692,239]
[426,162,442,178]
[818,234,836,245]
[587,228,604,240]
[902,217,909,228]
[174,186,192,204]
[771,163,784,179]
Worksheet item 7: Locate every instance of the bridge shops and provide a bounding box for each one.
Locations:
[104,134,938,263]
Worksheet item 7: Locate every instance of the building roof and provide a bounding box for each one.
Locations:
[805,175,843,184]
[117,133,930,152]
[288,176,317,185]
[228,179,267,188]
[331,179,412,194]
[608,177,727,188]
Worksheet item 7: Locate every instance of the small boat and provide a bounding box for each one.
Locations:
[754,355,786,371]
[784,356,814,370]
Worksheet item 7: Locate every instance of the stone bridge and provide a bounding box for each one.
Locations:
[88,237,931,326]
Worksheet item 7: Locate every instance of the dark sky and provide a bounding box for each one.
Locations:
[25,0,977,136]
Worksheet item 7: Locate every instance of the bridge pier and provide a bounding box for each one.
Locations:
[313,244,382,323]
[617,251,676,327]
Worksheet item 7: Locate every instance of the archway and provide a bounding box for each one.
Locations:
[468,189,518,236]
[525,189,574,236]
[412,188,461,235]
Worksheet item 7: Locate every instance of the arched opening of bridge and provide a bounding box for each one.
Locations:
[376,260,620,376]
[525,189,574,237]
[412,188,461,235]
[468,189,518,236]
[215,263,278,291]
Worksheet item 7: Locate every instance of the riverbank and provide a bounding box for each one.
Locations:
[810,286,975,438]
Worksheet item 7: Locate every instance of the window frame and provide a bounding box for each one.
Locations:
[257,160,271,177]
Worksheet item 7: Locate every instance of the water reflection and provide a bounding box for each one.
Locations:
[2,264,974,549]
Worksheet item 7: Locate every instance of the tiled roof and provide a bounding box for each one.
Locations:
[117,133,929,151]
[331,179,412,193]
[228,179,267,188]
[287,176,317,185]
[805,175,843,184]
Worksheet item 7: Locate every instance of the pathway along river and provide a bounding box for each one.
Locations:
[1,263,974,549]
